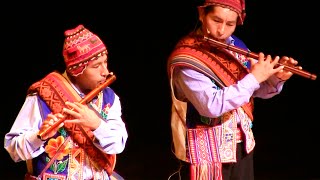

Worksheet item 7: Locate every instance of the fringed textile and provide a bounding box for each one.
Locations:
[188,127,223,180]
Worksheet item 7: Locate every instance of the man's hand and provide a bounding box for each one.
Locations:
[39,113,65,141]
[275,56,300,81]
[63,101,101,131]
[249,52,284,83]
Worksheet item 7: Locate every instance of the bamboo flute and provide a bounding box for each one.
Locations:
[203,36,317,80]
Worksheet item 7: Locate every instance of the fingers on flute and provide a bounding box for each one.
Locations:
[65,101,78,109]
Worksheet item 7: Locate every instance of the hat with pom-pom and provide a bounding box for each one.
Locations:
[62,24,108,76]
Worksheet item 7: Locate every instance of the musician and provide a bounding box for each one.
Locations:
[4,24,128,180]
[167,0,298,179]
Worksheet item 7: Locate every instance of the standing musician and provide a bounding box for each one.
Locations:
[167,0,299,179]
[4,24,128,180]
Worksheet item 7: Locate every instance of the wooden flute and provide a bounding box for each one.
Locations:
[203,36,317,80]
[37,73,117,139]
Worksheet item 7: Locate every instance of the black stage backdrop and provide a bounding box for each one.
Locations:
[1,1,319,180]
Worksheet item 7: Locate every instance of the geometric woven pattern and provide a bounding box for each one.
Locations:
[188,127,222,180]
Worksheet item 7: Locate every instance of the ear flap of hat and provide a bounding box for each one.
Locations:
[239,0,246,25]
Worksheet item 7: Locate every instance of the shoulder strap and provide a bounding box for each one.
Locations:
[39,136,71,178]
[26,137,71,179]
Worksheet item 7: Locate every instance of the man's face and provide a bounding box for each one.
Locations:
[200,6,238,42]
[75,54,109,94]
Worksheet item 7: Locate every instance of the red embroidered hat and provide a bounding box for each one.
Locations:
[199,0,246,25]
[62,24,108,76]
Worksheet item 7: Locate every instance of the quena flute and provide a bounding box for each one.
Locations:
[37,73,117,139]
[203,36,317,80]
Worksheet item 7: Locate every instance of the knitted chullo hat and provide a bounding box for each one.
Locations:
[198,0,246,25]
[63,24,108,76]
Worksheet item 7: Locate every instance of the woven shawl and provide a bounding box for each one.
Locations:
[27,71,116,176]
[168,33,254,120]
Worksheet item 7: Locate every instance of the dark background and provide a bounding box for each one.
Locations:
[1,1,319,180]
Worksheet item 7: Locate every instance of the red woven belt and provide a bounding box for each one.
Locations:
[194,125,243,143]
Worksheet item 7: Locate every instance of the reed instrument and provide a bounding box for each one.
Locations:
[37,73,117,140]
[203,36,317,80]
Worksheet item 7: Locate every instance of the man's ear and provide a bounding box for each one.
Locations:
[197,7,204,23]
